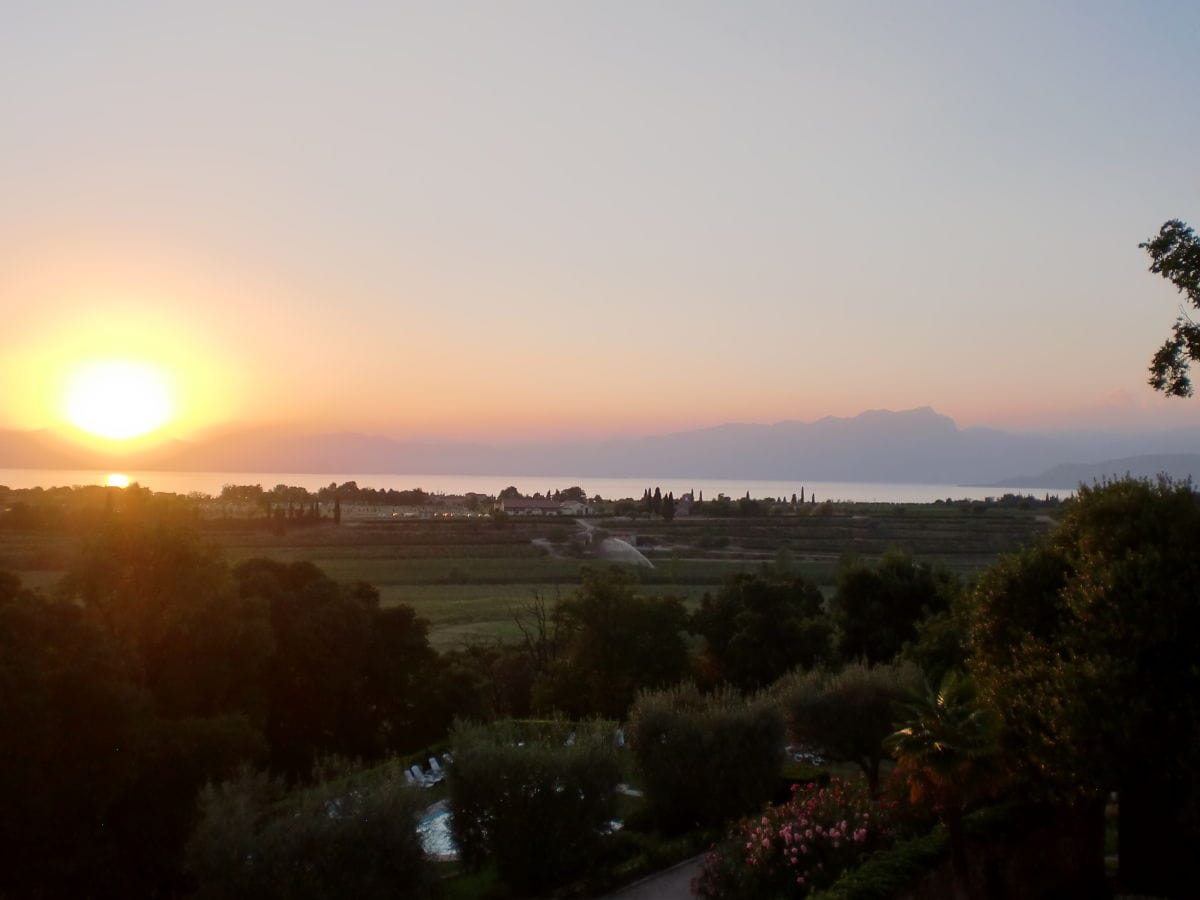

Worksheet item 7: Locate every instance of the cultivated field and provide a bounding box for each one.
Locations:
[0,501,1055,649]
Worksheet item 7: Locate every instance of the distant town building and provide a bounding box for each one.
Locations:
[498,497,596,516]
[499,498,566,516]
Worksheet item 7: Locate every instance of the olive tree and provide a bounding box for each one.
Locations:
[776,660,923,796]
[628,684,784,832]
[447,719,621,894]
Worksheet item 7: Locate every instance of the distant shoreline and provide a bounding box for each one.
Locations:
[0,467,1074,504]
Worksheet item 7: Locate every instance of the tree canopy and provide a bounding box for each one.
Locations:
[532,567,689,719]
[831,550,958,664]
[970,477,1200,894]
[692,572,832,690]
[1141,219,1200,396]
[232,557,439,773]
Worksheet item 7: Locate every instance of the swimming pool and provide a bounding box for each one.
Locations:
[417,807,458,860]
[416,805,624,860]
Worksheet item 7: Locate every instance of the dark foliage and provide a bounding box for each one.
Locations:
[0,518,444,896]
[533,567,689,719]
[971,478,1200,896]
[693,572,834,690]
[187,761,433,900]
[448,719,621,894]
[0,575,149,896]
[232,557,439,774]
[809,827,949,900]
[831,550,958,664]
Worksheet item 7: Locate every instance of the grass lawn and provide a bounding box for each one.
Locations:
[380,583,559,649]
[380,582,713,649]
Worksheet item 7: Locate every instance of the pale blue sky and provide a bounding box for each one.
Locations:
[3,1,1199,440]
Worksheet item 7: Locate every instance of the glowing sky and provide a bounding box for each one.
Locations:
[3,2,1199,443]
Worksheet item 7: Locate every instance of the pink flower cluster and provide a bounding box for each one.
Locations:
[693,779,891,898]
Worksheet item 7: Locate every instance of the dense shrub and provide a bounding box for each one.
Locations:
[447,719,622,894]
[186,760,433,900]
[628,684,784,832]
[694,779,895,899]
[808,827,948,900]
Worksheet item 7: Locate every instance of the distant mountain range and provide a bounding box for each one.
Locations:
[2,407,1198,487]
[993,454,1200,489]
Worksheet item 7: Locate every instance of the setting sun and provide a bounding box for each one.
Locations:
[63,360,174,440]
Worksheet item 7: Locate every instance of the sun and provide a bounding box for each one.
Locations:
[63,360,174,440]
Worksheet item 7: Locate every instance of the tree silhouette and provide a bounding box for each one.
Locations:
[1141,219,1200,396]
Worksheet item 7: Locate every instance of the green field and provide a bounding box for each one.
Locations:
[0,502,1055,647]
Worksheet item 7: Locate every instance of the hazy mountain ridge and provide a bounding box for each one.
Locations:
[4,407,1198,486]
[993,454,1200,489]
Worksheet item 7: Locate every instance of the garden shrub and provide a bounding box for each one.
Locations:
[808,827,948,900]
[186,760,433,900]
[447,718,622,895]
[694,778,895,899]
[628,684,784,832]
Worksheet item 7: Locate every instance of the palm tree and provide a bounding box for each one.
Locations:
[885,672,1002,896]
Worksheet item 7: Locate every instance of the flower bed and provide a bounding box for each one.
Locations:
[694,779,894,899]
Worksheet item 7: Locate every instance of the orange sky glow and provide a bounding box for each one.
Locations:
[2,4,1199,448]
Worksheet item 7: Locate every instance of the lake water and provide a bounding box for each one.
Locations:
[0,468,1071,503]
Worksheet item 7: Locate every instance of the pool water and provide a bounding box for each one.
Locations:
[417,808,458,859]
[416,806,624,860]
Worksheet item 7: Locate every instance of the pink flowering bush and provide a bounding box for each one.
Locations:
[692,779,893,899]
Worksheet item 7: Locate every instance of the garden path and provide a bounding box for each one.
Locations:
[599,853,705,900]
